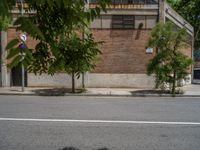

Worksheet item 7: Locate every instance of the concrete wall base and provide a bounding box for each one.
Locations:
[28,73,82,88]
[85,73,155,88]
[28,73,155,88]
[27,73,192,88]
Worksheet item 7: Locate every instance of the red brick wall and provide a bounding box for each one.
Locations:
[7,28,192,74]
[91,29,156,74]
[180,46,192,59]
[179,45,192,73]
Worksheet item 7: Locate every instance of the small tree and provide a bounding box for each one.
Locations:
[27,31,101,93]
[147,22,193,96]
[55,33,100,93]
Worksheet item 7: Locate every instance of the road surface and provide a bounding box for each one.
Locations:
[0,96,200,150]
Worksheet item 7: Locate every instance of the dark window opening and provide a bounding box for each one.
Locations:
[128,0,132,4]
[112,15,134,29]
[194,70,200,79]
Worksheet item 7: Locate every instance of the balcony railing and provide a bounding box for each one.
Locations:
[89,0,158,5]
[89,0,158,9]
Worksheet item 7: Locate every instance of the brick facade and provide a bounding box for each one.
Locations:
[0,1,194,87]
[91,29,156,74]
[180,45,193,73]
[6,28,192,74]
[91,29,192,74]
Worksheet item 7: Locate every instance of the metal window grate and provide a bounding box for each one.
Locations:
[112,15,134,29]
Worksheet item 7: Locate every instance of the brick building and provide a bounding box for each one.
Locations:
[0,0,194,88]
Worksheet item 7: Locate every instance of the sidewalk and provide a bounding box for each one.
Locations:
[0,84,200,97]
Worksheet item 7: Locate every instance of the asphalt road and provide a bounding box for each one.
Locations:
[0,96,200,150]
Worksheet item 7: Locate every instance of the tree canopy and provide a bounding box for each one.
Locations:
[167,0,200,50]
[0,0,16,18]
[4,0,110,92]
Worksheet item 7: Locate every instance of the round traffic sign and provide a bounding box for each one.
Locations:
[20,34,27,42]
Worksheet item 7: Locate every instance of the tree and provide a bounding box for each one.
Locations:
[0,0,16,18]
[147,22,193,96]
[0,16,10,31]
[5,0,110,92]
[28,31,101,93]
[167,0,200,50]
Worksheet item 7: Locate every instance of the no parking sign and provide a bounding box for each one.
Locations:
[20,34,27,42]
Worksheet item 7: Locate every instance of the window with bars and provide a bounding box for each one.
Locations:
[112,15,134,29]
[90,15,157,29]
[111,15,157,29]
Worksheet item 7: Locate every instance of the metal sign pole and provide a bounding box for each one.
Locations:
[22,62,25,92]
[19,35,26,92]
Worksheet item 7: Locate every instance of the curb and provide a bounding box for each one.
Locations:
[0,92,200,97]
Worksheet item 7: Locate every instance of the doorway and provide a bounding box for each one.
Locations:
[11,64,27,86]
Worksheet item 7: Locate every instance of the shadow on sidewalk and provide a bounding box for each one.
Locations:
[32,88,83,96]
[130,90,171,95]
[130,89,185,96]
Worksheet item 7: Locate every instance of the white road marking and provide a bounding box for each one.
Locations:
[0,118,200,125]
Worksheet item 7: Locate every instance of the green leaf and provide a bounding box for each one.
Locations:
[14,17,45,40]
[7,48,21,59]
[6,39,19,50]
[7,55,21,69]
[0,16,10,31]
[23,48,33,59]
[0,0,15,18]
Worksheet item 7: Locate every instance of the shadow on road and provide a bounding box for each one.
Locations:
[59,147,80,150]
[59,147,110,150]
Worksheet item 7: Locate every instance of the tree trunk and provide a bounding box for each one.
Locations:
[172,70,176,97]
[82,73,85,89]
[72,72,75,93]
